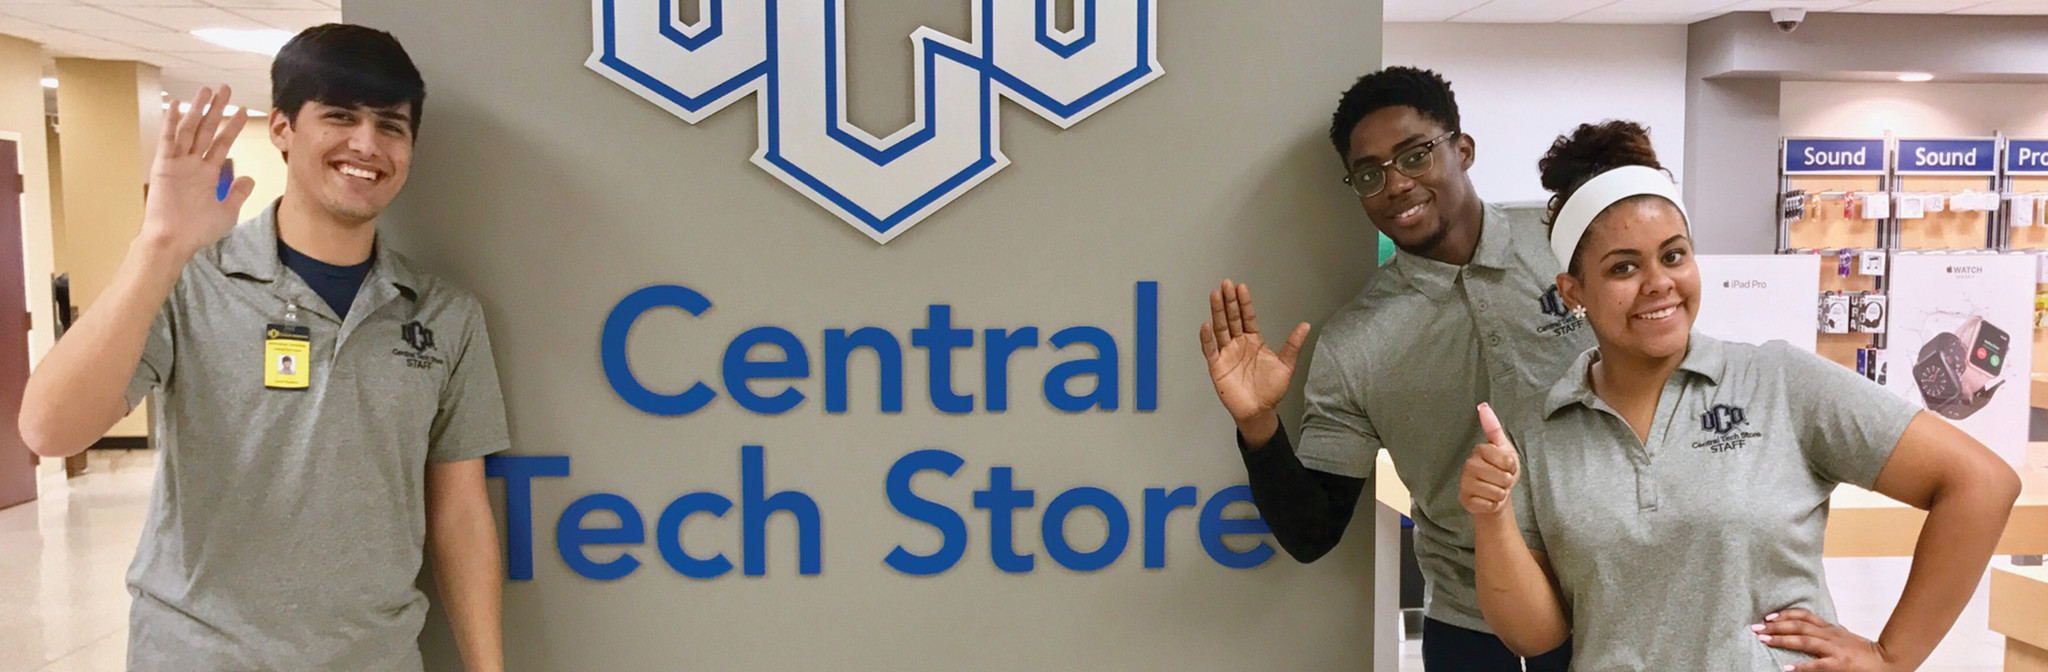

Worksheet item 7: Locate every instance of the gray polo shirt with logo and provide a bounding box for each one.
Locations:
[1517,334,1916,670]
[1296,202,1595,632]
[121,206,510,671]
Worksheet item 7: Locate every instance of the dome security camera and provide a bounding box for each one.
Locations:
[1770,7,1806,33]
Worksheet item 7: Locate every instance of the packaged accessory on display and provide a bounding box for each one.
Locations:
[1818,292,1850,333]
[2015,195,2037,228]
[1862,192,1891,219]
[1851,292,1887,333]
[1897,193,1926,219]
[1925,193,1946,213]
[1858,250,1886,276]
[1783,190,1808,221]
[1838,251,1854,278]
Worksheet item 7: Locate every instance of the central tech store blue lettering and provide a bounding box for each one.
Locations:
[485,448,1274,581]
[600,282,1160,415]
[481,280,1275,581]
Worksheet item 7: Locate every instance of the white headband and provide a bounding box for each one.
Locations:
[1548,165,1691,271]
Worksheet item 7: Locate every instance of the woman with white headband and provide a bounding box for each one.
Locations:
[1458,120,2019,670]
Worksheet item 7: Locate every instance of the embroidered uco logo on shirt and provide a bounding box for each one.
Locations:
[394,321,446,370]
[1693,403,1762,453]
[1535,285,1587,337]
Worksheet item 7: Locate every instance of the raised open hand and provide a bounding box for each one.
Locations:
[1198,279,1310,431]
[141,85,256,258]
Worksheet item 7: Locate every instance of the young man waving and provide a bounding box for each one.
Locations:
[1201,67,1585,671]
[23,25,508,671]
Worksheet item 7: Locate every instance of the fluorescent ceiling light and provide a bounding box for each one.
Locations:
[40,77,57,89]
[1897,72,1934,82]
[190,27,294,56]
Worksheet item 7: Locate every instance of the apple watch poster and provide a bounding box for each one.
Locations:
[1881,254,2033,467]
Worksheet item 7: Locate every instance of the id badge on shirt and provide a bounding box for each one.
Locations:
[263,324,311,389]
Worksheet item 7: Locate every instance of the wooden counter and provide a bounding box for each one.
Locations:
[1993,566,2048,672]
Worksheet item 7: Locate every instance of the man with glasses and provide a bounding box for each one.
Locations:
[1197,66,1587,670]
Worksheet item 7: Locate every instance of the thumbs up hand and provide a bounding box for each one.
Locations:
[1460,403,1521,521]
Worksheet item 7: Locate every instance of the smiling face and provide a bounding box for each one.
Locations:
[1557,197,1699,363]
[1344,106,1478,257]
[270,100,414,225]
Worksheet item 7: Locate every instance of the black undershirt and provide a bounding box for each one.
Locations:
[279,241,372,319]
[1237,422,1368,563]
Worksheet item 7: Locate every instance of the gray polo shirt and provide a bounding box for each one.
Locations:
[1296,202,1594,632]
[121,206,510,671]
[1517,334,1916,670]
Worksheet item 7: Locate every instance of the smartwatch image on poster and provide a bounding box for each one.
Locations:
[1957,315,2009,396]
[1913,316,2007,420]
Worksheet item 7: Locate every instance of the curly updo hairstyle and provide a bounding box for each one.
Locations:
[1537,120,1669,275]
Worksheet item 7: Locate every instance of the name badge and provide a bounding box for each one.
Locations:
[264,324,312,390]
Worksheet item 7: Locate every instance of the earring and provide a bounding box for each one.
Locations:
[1570,305,1588,320]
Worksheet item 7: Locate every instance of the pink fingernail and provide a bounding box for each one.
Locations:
[1750,624,1764,632]
[1784,667,1795,672]
[1757,634,1771,643]
[1765,613,1779,622]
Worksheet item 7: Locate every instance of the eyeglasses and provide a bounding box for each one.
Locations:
[1342,131,1460,198]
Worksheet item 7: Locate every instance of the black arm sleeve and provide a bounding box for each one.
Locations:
[1238,422,1368,564]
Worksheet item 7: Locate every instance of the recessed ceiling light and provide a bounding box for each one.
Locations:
[1897,72,1934,82]
[190,27,294,56]
[40,77,57,89]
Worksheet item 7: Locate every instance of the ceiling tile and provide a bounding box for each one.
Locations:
[1452,0,1627,22]
[35,27,123,52]
[1571,0,1744,22]
[177,49,271,69]
[94,29,221,52]
[1572,10,1726,22]
[104,5,266,31]
[0,15,57,38]
[1385,0,1496,22]
[1,4,169,32]
[229,8,335,30]
[83,0,211,8]
[138,50,208,68]
[1833,0,1998,11]
[1715,0,1876,11]
[207,0,331,9]
[1951,0,2048,12]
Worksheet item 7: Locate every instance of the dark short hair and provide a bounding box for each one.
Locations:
[1327,66,1461,162]
[271,23,425,137]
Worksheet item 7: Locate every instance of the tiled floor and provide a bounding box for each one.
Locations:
[0,450,151,672]
[0,450,2021,672]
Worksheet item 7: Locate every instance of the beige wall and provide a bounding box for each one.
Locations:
[53,57,160,438]
[0,36,59,372]
[227,119,285,220]
[53,58,155,309]
[1782,81,2048,138]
